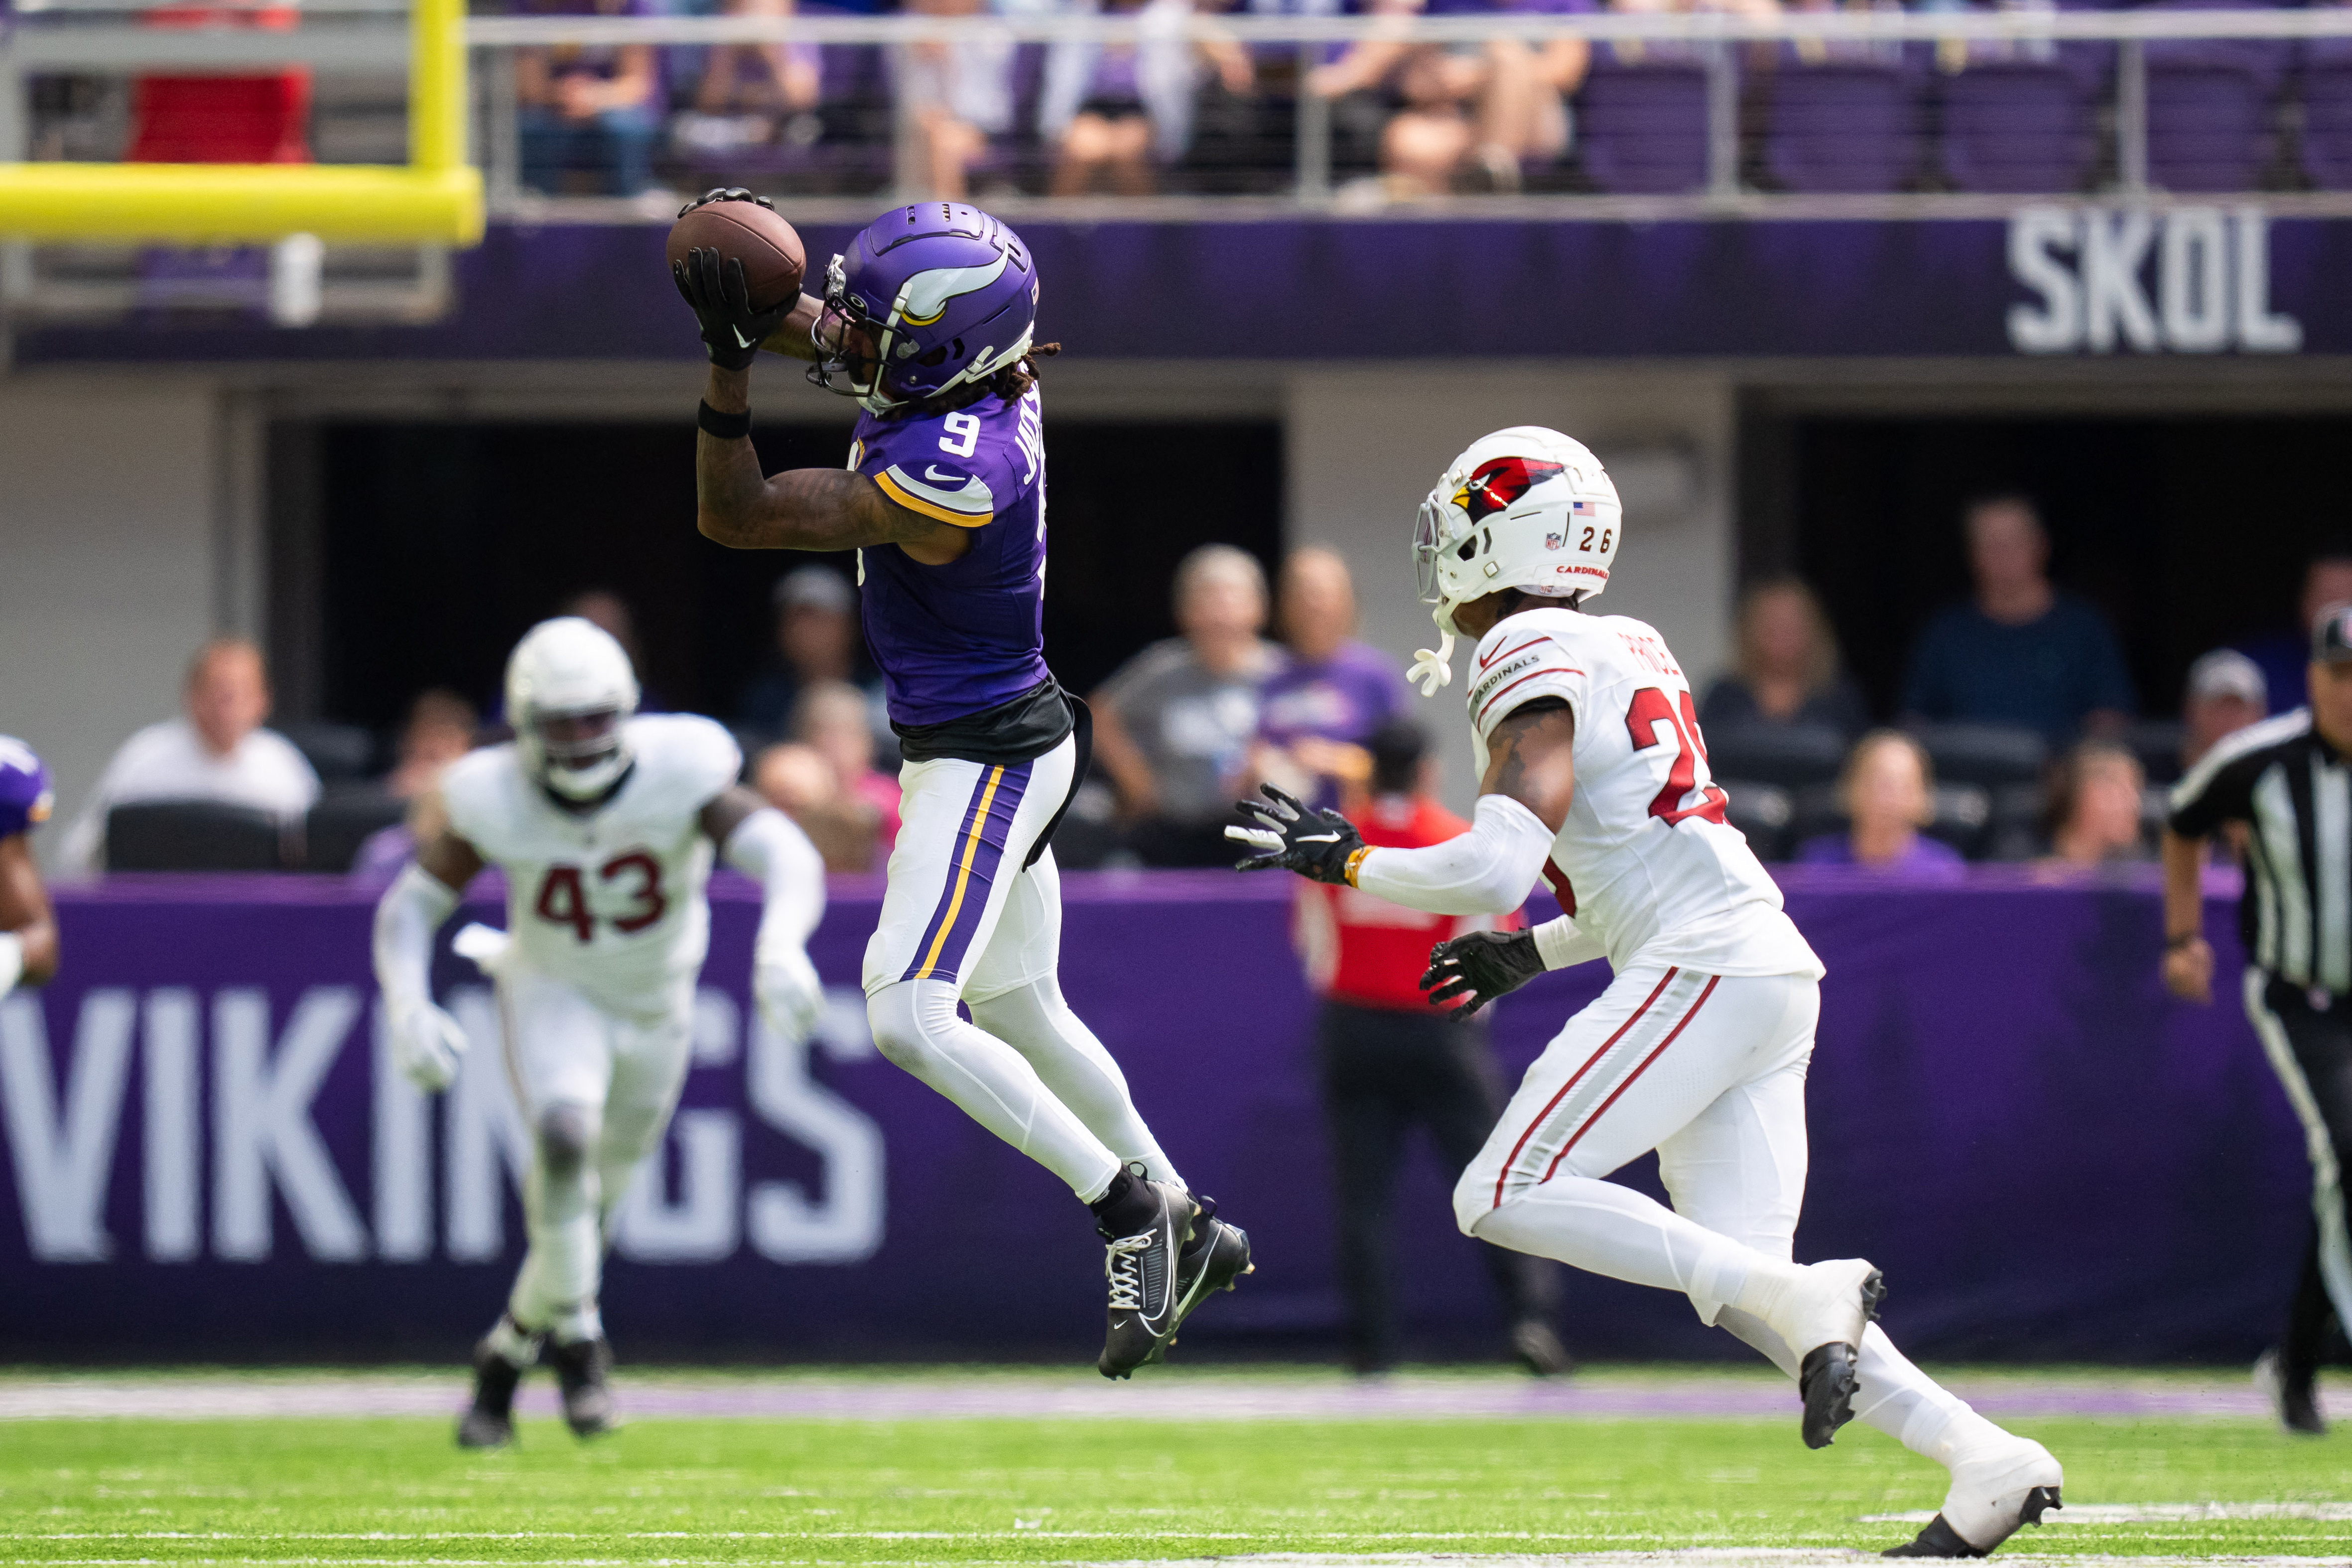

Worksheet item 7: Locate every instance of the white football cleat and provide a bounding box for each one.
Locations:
[1762,1257,1885,1448]
[1886,1431,2064,1557]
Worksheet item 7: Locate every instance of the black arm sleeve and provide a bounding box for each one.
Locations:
[2168,746,2263,840]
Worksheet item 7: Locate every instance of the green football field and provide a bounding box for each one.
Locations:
[1,1367,2347,1566]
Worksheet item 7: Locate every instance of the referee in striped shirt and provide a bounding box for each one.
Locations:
[2164,603,2352,1436]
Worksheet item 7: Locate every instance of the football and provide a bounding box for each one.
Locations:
[666,196,806,313]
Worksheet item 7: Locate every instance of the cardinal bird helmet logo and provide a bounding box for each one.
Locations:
[1453,456,1566,523]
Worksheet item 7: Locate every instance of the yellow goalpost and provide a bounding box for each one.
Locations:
[0,0,481,246]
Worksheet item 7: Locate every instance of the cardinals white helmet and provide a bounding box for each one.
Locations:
[506,617,642,801]
[1407,426,1623,696]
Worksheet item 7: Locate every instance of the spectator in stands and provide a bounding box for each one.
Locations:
[1297,719,1568,1377]
[1795,730,1965,879]
[2041,739,2149,869]
[2181,649,2269,771]
[1093,544,1286,866]
[350,691,484,882]
[382,690,482,801]
[1306,0,1581,197]
[1245,546,1408,807]
[1699,576,1870,739]
[516,0,663,199]
[1043,0,1256,195]
[59,638,320,875]
[1898,494,2135,748]
[797,681,901,854]
[754,741,880,872]
[561,587,669,712]
[2235,552,2352,718]
[897,0,1017,199]
[675,0,823,162]
[737,567,884,741]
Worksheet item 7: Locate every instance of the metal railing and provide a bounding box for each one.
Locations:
[7,4,2352,226]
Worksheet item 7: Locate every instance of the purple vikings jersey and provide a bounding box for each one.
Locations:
[851,384,1052,729]
[0,736,54,841]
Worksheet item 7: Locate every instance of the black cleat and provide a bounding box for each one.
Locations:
[2255,1347,2328,1436]
[456,1336,527,1449]
[1511,1319,1574,1378]
[1143,1196,1254,1367]
[545,1335,617,1438]
[1885,1488,2062,1558]
[1797,1266,1885,1449]
[1097,1179,1196,1379]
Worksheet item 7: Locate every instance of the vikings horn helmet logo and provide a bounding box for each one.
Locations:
[1453,456,1566,523]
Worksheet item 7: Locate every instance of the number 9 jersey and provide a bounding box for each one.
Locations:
[439,714,744,1016]
[1462,608,1823,980]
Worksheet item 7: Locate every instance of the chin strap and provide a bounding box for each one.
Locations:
[1408,606,1456,697]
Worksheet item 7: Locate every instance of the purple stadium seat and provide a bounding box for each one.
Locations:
[1765,61,1923,193]
[2143,0,2290,193]
[2301,35,2352,191]
[1574,59,1709,195]
[1939,61,2097,193]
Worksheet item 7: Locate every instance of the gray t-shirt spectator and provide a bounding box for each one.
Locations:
[1098,637,1287,825]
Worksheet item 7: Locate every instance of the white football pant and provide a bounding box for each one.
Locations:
[862,733,1179,1203]
[498,967,694,1338]
[1460,963,1983,1468]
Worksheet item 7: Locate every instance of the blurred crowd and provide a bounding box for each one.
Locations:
[495,0,2352,205]
[52,487,2338,883]
[1704,494,2301,878]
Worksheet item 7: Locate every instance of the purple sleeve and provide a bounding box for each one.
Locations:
[859,401,1036,528]
[0,740,55,842]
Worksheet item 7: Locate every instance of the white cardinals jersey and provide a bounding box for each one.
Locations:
[439,714,742,1016]
[1463,608,1823,979]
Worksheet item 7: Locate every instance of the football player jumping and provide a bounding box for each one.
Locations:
[672,193,1251,1378]
[1232,428,2064,1559]
[373,616,828,1446]
[0,735,60,1002]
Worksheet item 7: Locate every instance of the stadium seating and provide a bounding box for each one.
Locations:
[1702,723,1849,793]
[1763,60,1925,194]
[2143,0,2291,195]
[303,790,408,874]
[1938,60,2101,194]
[106,800,292,872]
[1574,59,1710,195]
[277,719,378,784]
[2302,35,2352,191]
[1909,722,2047,790]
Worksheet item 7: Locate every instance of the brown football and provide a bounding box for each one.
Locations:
[666,197,806,312]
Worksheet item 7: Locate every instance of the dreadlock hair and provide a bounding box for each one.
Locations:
[893,342,1063,421]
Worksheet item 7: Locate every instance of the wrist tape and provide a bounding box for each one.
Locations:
[698,401,752,441]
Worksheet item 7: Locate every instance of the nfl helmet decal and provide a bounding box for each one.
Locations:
[1407,427,1625,697]
[810,204,1038,415]
[1455,456,1567,523]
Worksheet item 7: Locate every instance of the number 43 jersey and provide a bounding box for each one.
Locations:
[439,714,743,1015]
[1463,608,1823,980]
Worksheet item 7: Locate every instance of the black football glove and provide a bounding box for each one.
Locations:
[1421,929,1546,1018]
[672,190,788,371]
[1226,783,1366,885]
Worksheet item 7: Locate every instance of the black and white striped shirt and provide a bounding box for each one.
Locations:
[2170,710,2352,993]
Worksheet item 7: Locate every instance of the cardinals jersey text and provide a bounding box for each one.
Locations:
[1464,609,1822,979]
[439,715,742,1016]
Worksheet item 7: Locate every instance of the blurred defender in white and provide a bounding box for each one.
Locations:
[1232,429,2062,1559]
[372,617,825,1448]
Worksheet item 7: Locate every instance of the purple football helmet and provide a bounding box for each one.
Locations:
[0,735,53,842]
[809,203,1039,415]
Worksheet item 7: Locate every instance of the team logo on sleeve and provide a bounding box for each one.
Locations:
[1453,457,1567,523]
